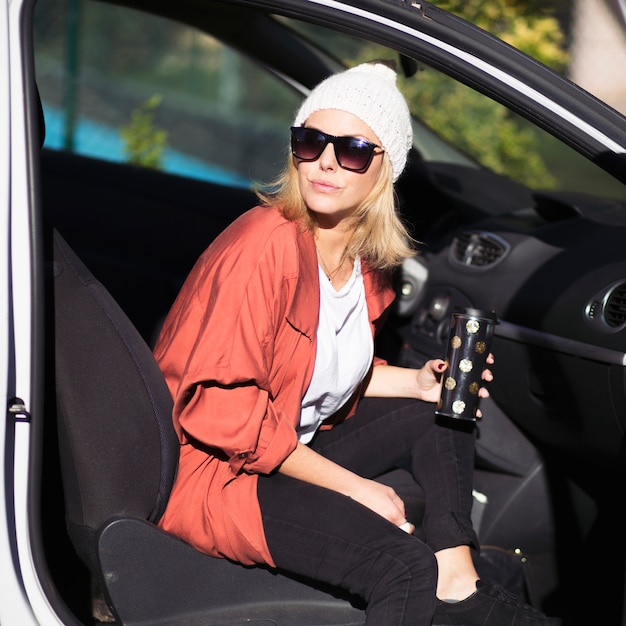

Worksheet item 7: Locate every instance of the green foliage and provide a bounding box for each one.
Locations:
[404,69,557,187]
[120,95,168,169]
[348,1,568,188]
[438,0,569,70]
[429,0,568,186]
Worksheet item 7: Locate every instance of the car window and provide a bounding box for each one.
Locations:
[34,0,303,187]
[281,17,626,201]
[34,0,626,202]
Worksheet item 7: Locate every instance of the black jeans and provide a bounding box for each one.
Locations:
[257,397,478,626]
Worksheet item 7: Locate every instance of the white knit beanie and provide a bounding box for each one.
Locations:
[293,62,413,181]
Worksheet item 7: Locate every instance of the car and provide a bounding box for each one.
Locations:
[2,0,626,624]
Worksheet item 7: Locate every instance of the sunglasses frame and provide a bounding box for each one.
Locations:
[290,126,384,173]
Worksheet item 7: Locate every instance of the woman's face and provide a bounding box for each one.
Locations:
[295,109,383,229]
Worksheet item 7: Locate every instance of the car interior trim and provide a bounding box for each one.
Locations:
[496,320,626,366]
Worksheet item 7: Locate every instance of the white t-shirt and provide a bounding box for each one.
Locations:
[298,256,374,443]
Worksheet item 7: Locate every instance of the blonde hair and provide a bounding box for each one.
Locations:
[255,153,417,271]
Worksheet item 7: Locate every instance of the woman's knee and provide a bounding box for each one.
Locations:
[361,538,437,625]
[362,534,438,599]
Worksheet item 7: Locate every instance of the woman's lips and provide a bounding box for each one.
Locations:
[310,178,340,193]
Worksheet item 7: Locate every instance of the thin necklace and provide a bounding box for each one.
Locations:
[316,246,348,283]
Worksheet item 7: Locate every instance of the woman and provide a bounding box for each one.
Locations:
[154,62,559,625]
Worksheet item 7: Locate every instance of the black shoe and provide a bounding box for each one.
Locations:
[432,580,561,625]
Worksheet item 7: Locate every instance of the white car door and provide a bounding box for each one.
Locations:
[0,0,66,622]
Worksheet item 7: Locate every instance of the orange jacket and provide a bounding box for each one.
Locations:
[154,205,395,566]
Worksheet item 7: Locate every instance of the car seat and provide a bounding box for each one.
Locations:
[51,228,424,625]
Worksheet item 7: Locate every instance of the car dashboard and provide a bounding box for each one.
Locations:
[395,182,626,489]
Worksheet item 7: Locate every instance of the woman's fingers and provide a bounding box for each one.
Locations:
[399,520,415,534]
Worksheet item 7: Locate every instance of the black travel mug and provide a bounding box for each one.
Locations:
[435,307,498,422]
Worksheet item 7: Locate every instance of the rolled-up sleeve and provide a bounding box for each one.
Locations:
[179,381,298,476]
[156,211,310,477]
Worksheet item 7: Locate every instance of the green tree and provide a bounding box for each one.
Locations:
[406,70,554,185]
[439,0,568,70]
[350,1,569,187]
[120,95,168,169]
[417,0,568,187]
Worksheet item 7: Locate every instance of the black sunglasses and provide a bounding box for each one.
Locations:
[290,126,384,173]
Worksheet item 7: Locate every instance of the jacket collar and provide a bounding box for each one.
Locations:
[287,225,395,338]
[286,226,319,340]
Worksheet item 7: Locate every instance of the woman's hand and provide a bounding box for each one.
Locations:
[365,355,495,417]
[278,443,414,532]
[414,358,447,402]
[348,477,415,533]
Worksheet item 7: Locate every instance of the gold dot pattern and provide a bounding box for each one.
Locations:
[459,358,473,373]
[452,400,466,414]
[466,319,480,334]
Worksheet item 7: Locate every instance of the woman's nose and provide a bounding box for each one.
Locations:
[318,141,338,170]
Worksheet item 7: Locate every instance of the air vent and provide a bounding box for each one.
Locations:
[449,231,509,270]
[604,283,626,328]
[585,280,626,332]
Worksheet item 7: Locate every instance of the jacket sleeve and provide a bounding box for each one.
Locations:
[155,218,302,476]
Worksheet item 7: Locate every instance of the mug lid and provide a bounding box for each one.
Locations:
[452,306,498,324]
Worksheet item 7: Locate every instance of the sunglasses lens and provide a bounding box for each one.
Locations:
[335,137,374,172]
[291,128,327,161]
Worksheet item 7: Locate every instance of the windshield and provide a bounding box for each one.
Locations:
[280,17,626,201]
